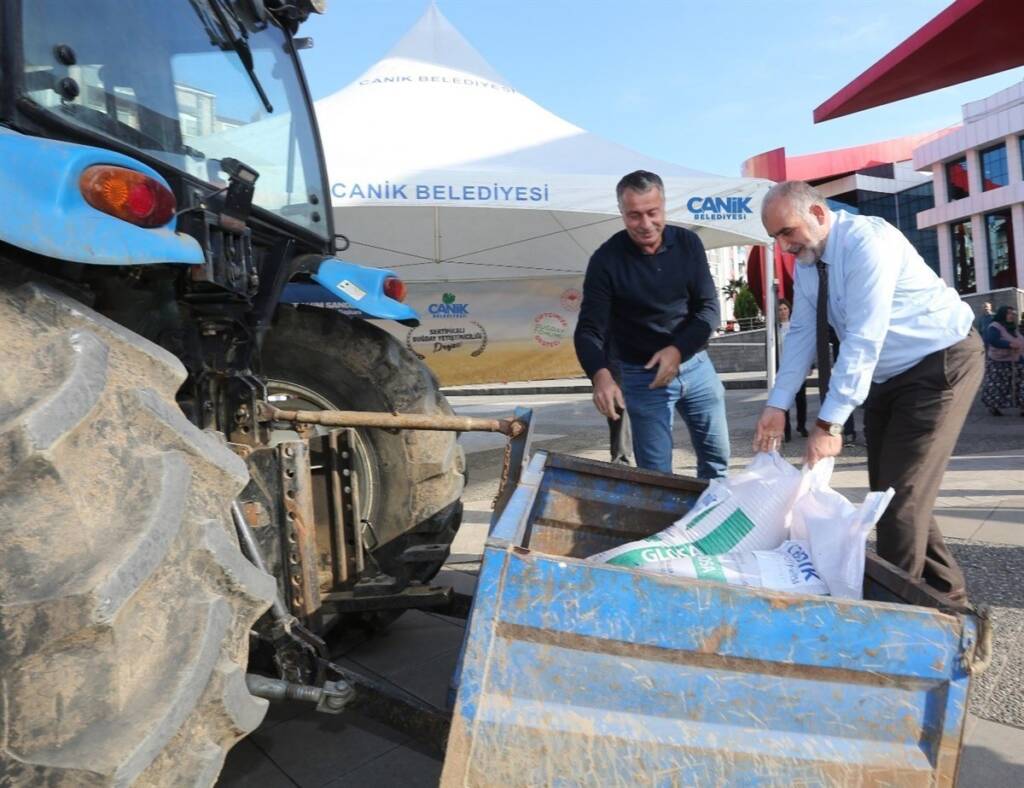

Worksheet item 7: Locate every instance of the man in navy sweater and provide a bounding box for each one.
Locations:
[574,171,729,479]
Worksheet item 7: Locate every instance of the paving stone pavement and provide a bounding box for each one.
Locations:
[218,449,1024,787]
[829,454,1024,730]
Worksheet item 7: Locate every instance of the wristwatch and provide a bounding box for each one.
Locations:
[815,418,844,437]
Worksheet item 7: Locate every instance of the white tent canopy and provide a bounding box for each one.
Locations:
[317,4,771,282]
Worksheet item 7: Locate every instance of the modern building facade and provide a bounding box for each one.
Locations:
[912,79,1024,295]
[815,160,941,274]
[742,131,952,307]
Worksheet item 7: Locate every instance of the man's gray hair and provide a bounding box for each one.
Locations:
[762,180,827,216]
[616,170,664,203]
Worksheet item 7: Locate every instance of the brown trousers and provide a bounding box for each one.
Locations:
[862,329,984,604]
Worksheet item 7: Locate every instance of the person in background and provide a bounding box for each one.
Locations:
[776,300,808,441]
[975,301,995,344]
[753,180,983,604]
[574,170,728,479]
[981,305,1024,416]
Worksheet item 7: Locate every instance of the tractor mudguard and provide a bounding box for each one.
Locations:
[0,127,204,266]
[281,258,419,323]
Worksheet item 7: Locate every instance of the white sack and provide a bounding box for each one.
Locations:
[660,451,804,553]
[789,458,895,600]
[589,452,802,568]
[587,532,701,569]
[629,540,829,595]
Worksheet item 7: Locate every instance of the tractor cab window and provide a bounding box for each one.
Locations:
[21,0,328,238]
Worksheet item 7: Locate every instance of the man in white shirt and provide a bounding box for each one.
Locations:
[753,181,983,603]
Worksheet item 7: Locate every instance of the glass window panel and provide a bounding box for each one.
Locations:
[856,191,897,225]
[21,1,328,237]
[986,211,1017,289]
[950,220,976,294]
[980,144,1009,191]
[894,183,939,274]
[946,157,969,200]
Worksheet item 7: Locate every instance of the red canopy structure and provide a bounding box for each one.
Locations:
[742,132,953,183]
[747,245,793,316]
[814,0,1024,123]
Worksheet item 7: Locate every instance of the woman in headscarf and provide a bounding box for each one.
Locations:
[981,305,1024,416]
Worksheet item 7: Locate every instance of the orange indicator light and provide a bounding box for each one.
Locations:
[80,165,176,228]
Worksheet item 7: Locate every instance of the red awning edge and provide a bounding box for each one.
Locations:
[814,0,1024,123]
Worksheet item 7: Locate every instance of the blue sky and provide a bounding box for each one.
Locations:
[299,1,1024,177]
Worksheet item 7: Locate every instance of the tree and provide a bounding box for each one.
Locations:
[721,277,746,302]
[733,286,761,321]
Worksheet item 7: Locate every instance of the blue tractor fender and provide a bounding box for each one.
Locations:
[0,126,204,266]
[0,128,416,323]
[281,258,419,324]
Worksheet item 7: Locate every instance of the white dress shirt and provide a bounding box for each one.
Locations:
[767,209,973,426]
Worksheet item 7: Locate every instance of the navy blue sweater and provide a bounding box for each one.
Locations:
[574,225,720,378]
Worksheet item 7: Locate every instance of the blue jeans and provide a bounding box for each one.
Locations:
[620,351,730,479]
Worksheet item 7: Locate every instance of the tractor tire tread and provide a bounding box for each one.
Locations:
[0,282,272,787]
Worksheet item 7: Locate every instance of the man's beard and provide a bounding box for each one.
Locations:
[794,239,824,265]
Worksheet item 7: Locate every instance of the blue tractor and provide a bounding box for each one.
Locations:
[0,2,467,782]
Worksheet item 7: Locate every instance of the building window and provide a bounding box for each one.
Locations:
[180,113,201,138]
[950,220,975,294]
[986,210,1017,289]
[980,144,1009,191]
[897,182,939,274]
[856,190,897,226]
[1020,136,1024,179]
[945,157,969,200]
[176,89,198,110]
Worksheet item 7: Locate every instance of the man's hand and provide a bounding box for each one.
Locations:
[592,368,625,420]
[752,407,786,453]
[644,345,682,389]
[805,425,843,467]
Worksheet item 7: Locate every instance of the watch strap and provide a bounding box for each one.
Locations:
[815,418,843,436]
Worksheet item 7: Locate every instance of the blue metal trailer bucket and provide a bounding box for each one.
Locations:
[442,452,981,786]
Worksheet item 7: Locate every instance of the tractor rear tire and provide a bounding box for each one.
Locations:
[262,306,465,602]
[0,281,275,786]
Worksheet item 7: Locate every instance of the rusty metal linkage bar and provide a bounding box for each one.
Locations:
[261,402,525,436]
[278,440,322,618]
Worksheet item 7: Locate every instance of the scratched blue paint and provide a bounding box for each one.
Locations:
[534,465,700,515]
[444,450,976,785]
[450,548,509,720]
[486,452,548,544]
[487,637,942,745]
[498,556,960,678]
[280,258,418,321]
[0,127,204,266]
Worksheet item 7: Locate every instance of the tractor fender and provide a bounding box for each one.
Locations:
[0,126,204,266]
[280,258,419,323]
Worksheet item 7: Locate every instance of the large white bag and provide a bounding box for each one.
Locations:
[620,539,830,595]
[589,452,802,568]
[789,458,895,600]
[659,451,804,552]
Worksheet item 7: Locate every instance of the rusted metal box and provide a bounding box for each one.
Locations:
[442,452,980,786]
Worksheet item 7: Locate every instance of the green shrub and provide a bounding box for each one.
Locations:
[733,287,760,320]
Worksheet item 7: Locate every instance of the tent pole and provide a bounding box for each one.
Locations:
[433,206,441,266]
[764,243,777,391]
